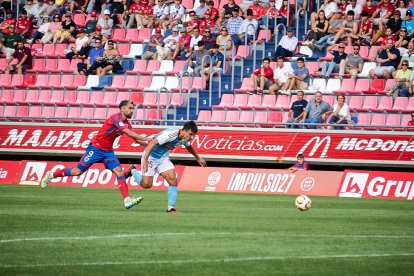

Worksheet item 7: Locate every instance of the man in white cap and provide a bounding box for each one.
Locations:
[97,9,113,39]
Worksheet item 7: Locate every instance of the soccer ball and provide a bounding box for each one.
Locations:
[295,195,312,211]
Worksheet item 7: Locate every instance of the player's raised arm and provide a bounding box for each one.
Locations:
[122,128,151,146]
[185,144,206,167]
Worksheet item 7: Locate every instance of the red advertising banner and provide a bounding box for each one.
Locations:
[0,161,21,185]
[179,167,342,196]
[0,124,413,165]
[338,170,414,200]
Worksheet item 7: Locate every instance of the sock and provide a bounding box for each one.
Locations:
[131,169,142,185]
[53,167,72,178]
[167,186,178,210]
[117,176,129,199]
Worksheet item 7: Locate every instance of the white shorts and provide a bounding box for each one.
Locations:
[141,154,174,176]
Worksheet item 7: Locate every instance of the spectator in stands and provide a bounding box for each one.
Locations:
[172,27,191,59]
[269,56,293,95]
[300,91,333,129]
[153,0,169,32]
[4,40,32,74]
[76,38,104,75]
[207,0,219,21]
[211,10,229,36]
[195,0,208,19]
[327,94,351,130]
[202,27,216,50]
[362,0,376,19]
[311,0,338,25]
[84,10,98,34]
[276,0,288,25]
[45,0,60,21]
[233,9,258,48]
[369,39,401,80]
[157,26,180,60]
[0,10,16,40]
[123,0,140,29]
[66,29,89,60]
[97,9,113,40]
[350,11,373,46]
[280,57,309,95]
[371,0,394,31]
[321,43,347,79]
[249,0,264,21]
[289,154,310,172]
[250,57,273,95]
[41,13,61,43]
[345,0,362,20]
[96,40,122,76]
[24,0,35,17]
[164,0,185,30]
[258,0,277,31]
[386,60,411,98]
[0,25,22,61]
[337,0,347,13]
[27,16,50,44]
[135,0,155,29]
[204,43,224,87]
[401,10,414,36]
[227,7,243,45]
[313,10,343,49]
[53,11,76,43]
[183,40,209,76]
[372,10,402,44]
[329,10,358,46]
[338,43,364,79]
[285,90,308,128]
[199,10,215,35]
[408,111,414,126]
[399,41,414,68]
[141,27,163,60]
[223,0,241,17]
[302,10,329,46]
[273,27,297,59]
[185,11,200,34]
[16,10,32,38]
[216,27,233,57]
[189,27,203,52]
[394,28,410,56]
[30,0,48,26]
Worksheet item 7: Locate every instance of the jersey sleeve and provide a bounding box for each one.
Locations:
[156,129,179,145]
[114,115,129,132]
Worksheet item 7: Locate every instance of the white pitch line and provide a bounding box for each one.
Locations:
[0,232,413,244]
[1,253,414,268]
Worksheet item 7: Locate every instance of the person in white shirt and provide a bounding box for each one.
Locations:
[157,26,180,60]
[189,27,203,51]
[97,9,114,39]
[327,94,351,129]
[195,0,208,19]
[311,0,338,25]
[273,27,298,59]
[164,0,185,30]
[153,0,169,32]
[345,0,363,19]
[27,16,51,44]
[65,29,89,59]
[233,9,258,47]
[269,56,294,94]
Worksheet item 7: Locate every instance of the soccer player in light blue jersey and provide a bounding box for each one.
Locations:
[126,121,206,213]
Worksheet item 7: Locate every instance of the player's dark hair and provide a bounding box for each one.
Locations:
[183,120,198,134]
[263,57,270,63]
[297,153,304,159]
[119,100,134,108]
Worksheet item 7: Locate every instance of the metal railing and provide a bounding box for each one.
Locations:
[296,8,308,40]
[265,7,278,42]
[274,23,287,52]
[200,54,213,106]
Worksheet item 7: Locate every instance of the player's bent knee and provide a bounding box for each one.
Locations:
[71,167,84,176]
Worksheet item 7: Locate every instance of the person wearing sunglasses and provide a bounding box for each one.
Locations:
[387,61,413,98]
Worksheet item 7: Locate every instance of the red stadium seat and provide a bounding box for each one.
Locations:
[136,75,153,90]
[271,95,290,111]
[116,92,131,102]
[121,76,139,91]
[217,110,239,126]
[166,60,186,75]
[386,97,408,113]
[234,45,250,60]
[348,96,363,111]
[27,59,46,73]
[46,74,62,89]
[38,106,55,122]
[88,91,104,106]
[130,92,144,106]
[49,106,69,122]
[351,79,370,95]
[356,96,378,112]
[234,78,254,93]
[55,44,68,58]
[146,109,163,123]
[75,91,91,106]
[212,94,233,109]
[227,94,248,110]
[97,92,118,107]
[4,74,25,89]
[142,92,158,108]
[0,105,17,121]
[197,110,212,125]
[268,112,283,127]
[257,30,272,42]
[112,29,126,41]
[364,78,385,94]
[116,44,130,56]
[61,91,77,106]
[241,94,262,110]
[93,108,107,123]
[401,114,412,127]
[37,90,52,104]
[22,105,42,122]
[365,113,386,130]
[73,13,86,27]
[333,79,355,94]
[12,90,26,104]
[28,74,48,89]
[25,90,39,104]
[105,75,125,91]
[23,74,36,87]
[235,111,254,127]
[56,59,71,73]
[254,111,270,127]
[48,90,65,106]
[127,60,147,74]
[140,60,161,74]
[137,28,151,43]
[384,114,402,131]
[63,107,82,123]
[402,97,414,113]
[45,59,59,72]
[0,90,13,104]
[209,110,226,126]
[125,29,140,43]
[257,94,276,110]
[371,96,393,112]
[169,93,185,107]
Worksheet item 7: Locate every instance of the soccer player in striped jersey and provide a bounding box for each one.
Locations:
[40,100,151,209]
[126,121,206,213]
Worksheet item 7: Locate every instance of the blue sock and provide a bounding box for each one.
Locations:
[168,186,178,209]
[131,169,142,185]
[65,167,71,176]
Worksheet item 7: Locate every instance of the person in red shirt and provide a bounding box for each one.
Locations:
[0,10,16,39]
[186,10,200,33]
[199,10,215,34]
[362,0,376,18]
[250,57,274,95]
[207,0,219,20]
[408,112,414,127]
[372,0,394,30]
[249,0,264,21]
[259,0,278,31]
[40,100,151,209]
[350,11,373,45]
[15,10,32,38]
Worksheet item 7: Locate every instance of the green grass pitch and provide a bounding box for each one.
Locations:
[0,185,413,275]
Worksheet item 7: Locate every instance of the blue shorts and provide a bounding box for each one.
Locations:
[77,144,121,172]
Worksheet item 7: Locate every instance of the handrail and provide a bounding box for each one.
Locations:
[244,23,257,57]
[156,86,169,124]
[287,0,290,28]
[187,87,199,119]
[265,7,278,41]
[274,23,287,52]
[296,8,308,39]
[200,54,213,106]
[252,39,265,71]
[230,54,243,90]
